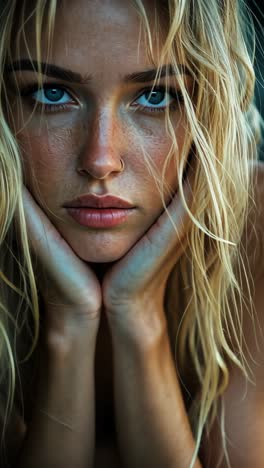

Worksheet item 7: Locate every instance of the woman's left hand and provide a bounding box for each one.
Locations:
[102,157,196,340]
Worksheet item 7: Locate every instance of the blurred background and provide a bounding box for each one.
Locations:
[249,0,264,161]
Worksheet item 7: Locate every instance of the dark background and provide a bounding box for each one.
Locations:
[249,0,264,161]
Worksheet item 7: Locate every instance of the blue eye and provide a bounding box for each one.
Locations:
[32,86,72,105]
[132,86,182,112]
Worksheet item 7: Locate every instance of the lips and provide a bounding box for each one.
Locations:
[63,193,135,209]
[65,207,134,228]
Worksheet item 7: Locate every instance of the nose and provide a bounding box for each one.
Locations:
[76,107,125,179]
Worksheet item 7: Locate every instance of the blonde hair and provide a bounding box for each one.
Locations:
[0,1,262,467]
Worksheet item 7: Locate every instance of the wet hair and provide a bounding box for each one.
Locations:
[0,1,262,466]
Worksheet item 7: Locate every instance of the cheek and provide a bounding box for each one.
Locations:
[10,104,86,184]
[129,109,188,157]
[132,115,188,193]
[17,126,83,189]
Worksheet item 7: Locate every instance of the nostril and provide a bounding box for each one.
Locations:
[77,167,88,175]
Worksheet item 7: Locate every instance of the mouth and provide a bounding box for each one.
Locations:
[65,206,135,228]
[63,193,135,209]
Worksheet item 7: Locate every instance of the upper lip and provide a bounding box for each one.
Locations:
[63,194,135,209]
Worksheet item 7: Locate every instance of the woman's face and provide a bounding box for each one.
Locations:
[7,0,193,264]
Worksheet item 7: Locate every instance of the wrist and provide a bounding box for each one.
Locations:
[43,304,100,355]
[107,302,168,353]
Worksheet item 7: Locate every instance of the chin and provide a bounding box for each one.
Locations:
[59,226,139,263]
[80,251,125,263]
[70,241,130,263]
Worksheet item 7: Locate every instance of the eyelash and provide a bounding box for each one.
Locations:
[132,86,184,113]
[19,83,184,114]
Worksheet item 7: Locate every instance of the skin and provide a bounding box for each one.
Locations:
[7,0,194,272]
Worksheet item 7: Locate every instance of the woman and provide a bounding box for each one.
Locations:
[0,0,263,467]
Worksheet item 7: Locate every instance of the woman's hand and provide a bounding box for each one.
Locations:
[22,185,102,323]
[102,158,195,338]
[17,186,100,468]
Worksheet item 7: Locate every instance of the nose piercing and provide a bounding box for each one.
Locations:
[119,158,125,172]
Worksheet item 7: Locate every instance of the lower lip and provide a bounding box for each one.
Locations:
[66,207,135,228]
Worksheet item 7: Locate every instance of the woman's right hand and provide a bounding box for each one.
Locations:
[11,186,101,468]
[21,184,102,325]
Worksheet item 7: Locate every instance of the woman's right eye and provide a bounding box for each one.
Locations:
[20,84,77,111]
[31,86,76,105]
[33,86,72,104]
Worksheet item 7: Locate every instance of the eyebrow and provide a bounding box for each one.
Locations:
[4,59,192,84]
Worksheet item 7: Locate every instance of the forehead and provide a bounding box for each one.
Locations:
[15,0,165,71]
[58,0,141,48]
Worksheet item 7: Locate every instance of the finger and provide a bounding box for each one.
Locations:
[147,157,195,258]
[105,157,195,295]
[22,185,78,274]
[134,157,194,262]
[22,185,101,309]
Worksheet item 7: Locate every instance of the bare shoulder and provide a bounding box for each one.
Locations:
[199,161,264,468]
[242,160,264,282]
[249,159,264,223]
[200,278,264,467]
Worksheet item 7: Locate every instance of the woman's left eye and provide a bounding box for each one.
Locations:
[31,86,74,106]
[131,86,182,112]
